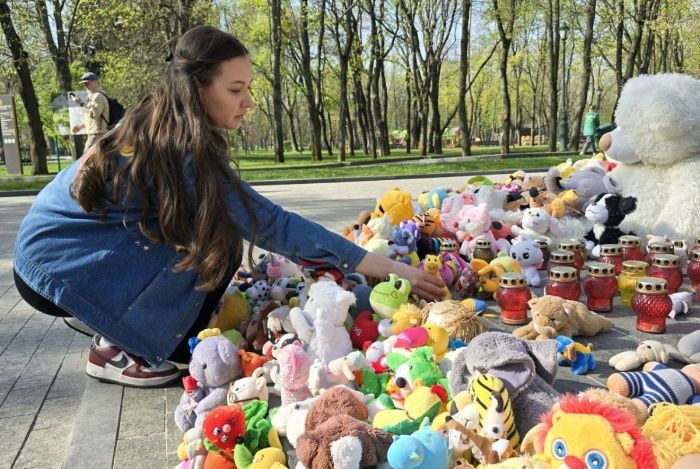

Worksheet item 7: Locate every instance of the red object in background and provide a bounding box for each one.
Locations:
[549,250,576,271]
[632,277,672,334]
[598,244,623,275]
[202,405,246,451]
[620,235,645,262]
[558,240,585,272]
[649,254,683,294]
[535,238,551,271]
[546,267,581,301]
[583,263,617,312]
[350,310,379,349]
[496,272,532,325]
[645,241,674,266]
[687,250,700,292]
[182,375,197,394]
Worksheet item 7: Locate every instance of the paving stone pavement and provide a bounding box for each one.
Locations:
[1,175,698,468]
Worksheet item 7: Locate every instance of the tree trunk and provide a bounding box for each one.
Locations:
[569,0,596,151]
[270,0,284,163]
[299,0,323,160]
[429,60,442,154]
[0,0,49,174]
[405,70,412,153]
[458,0,472,157]
[547,0,560,151]
[492,0,515,155]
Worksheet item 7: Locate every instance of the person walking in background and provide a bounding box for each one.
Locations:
[71,72,109,152]
[580,106,600,155]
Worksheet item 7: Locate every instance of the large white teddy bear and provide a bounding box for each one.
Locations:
[600,73,700,239]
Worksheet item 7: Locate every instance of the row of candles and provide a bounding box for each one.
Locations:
[495,236,700,334]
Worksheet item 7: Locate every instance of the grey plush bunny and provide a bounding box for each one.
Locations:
[448,331,561,435]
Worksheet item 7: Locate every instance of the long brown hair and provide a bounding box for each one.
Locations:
[71,25,256,292]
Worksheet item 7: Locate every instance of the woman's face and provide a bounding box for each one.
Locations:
[198,56,255,130]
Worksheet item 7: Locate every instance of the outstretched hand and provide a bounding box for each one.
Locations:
[392,261,446,302]
[354,251,447,302]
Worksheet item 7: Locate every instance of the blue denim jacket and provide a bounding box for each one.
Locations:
[13,157,367,365]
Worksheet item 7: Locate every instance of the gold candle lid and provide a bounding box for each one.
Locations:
[587,262,615,277]
[671,239,686,249]
[535,238,550,249]
[691,249,700,261]
[652,253,680,268]
[648,241,673,253]
[621,260,648,274]
[475,239,492,249]
[619,235,641,247]
[549,266,578,282]
[600,244,622,256]
[550,250,575,263]
[635,277,668,294]
[499,272,527,288]
[558,240,582,252]
[438,238,458,252]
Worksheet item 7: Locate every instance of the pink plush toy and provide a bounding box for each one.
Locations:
[457,203,512,257]
[275,342,312,405]
[394,327,429,350]
[440,192,475,237]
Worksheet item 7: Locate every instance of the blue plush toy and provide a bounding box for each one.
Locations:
[387,418,450,469]
[556,335,596,375]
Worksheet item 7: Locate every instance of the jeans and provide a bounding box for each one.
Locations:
[581,135,596,154]
[13,269,228,363]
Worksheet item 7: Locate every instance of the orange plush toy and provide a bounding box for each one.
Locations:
[238,349,270,377]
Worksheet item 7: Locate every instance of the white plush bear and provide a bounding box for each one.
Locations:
[289,280,356,364]
[512,207,565,245]
[510,239,544,287]
[601,73,700,240]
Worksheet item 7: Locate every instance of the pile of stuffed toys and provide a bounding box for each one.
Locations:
[174,74,700,469]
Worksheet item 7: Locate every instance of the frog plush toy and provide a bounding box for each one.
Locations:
[369,274,412,319]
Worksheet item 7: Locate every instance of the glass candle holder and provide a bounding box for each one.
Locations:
[599,244,623,275]
[473,239,494,263]
[496,272,531,325]
[575,238,589,260]
[632,277,671,333]
[583,262,617,312]
[649,254,683,294]
[645,241,674,266]
[558,239,585,271]
[619,235,645,262]
[546,266,581,301]
[535,238,551,271]
[549,250,576,271]
[618,260,648,307]
[692,237,700,252]
[687,250,700,292]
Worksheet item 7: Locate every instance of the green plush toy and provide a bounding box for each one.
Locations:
[242,400,272,454]
[386,346,448,391]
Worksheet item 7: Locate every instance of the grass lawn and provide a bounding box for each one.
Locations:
[0,145,583,191]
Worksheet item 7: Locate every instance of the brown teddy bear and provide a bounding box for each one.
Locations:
[304,386,368,431]
[296,387,392,469]
[295,413,394,469]
[513,295,613,340]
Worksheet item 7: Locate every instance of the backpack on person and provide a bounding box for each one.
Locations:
[96,91,125,128]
